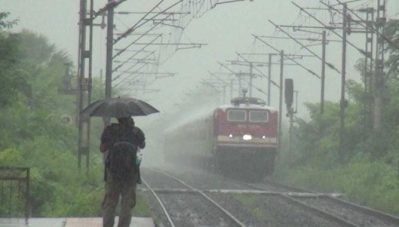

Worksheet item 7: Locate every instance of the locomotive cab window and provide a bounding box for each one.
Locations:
[249,110,268,123]
[227,109,246,122]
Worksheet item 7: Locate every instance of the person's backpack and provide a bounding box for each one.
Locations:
[106,126,138,181]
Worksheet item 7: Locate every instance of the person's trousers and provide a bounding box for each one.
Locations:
[102,179,136,227]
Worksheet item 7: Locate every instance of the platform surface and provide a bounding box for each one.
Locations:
[0,217,154,227]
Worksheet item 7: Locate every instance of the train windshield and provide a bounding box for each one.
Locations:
[249,110,268,123]
[227,109,246,122]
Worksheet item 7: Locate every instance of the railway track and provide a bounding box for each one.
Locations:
[141,168,246,227]
[248,180,399,227]
[140,167,379,227]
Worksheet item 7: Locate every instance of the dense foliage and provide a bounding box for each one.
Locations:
[0,12,154,219]
[276,21,399,215]
[0,14,107,216]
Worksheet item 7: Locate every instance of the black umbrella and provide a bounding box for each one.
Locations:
[82,97,159,118]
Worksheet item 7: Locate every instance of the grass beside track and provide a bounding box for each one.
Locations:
[275,157,399,216]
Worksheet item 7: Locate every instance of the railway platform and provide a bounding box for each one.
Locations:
[0,217,155,227]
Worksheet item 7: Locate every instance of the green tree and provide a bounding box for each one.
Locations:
[0,25,107,216]
[276,20,399,215]
[0,12,17,29]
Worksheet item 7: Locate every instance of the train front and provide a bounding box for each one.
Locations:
[213,97,278,179]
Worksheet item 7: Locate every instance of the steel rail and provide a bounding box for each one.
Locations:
[255,179,399,226]
[321,196,399,225]
[263,178,310,193]
[141,178,176,227]
[276,194,358,227]
[243,181,357,227]
[138,188,341,198]
[150,168,246,227]
[144,168,399,226]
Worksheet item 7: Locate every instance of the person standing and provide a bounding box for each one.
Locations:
[100,117,145,227]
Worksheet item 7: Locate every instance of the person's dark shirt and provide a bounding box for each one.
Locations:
[100,123,145,152]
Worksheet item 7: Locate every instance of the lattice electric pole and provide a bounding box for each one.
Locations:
[77,0,94,171]
[339,3,348,155]
[268,54,274,105]
[359,7,375,95]
[279,50,284,149]
[373,0,386,132]
[76,0,126,170]
[291,1,379,155]
[105,0,114,101]
[321,30,327,114]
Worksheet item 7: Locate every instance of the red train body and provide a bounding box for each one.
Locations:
[164,97,279,179]
[214,104,278,150]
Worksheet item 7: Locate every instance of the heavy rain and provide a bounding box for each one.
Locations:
[1,0,399,226]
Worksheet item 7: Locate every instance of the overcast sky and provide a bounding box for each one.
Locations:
[2,0,399,123]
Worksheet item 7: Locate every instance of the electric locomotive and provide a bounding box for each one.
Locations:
[164,97,279,179]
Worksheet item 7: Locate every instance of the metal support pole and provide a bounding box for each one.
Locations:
[279,50,284,148]
[288,109,294,153]
[268,54,273,105]
[339,3,347,155]
[238,73,242,96]
[105,0,114,100]
[77,0,93,170]
[230,79,234,99]
[77,0,86,170]
[85,0,94,172]
[321,31,326,114]
[364,10,371,93]
[373,0,386,132]
[223,86,226,104]
[364,8,374,130]
[249,62,253,97]
[368,9,375,95]
[365,14,369,93]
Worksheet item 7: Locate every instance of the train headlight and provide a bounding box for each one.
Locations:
[243,134,252,141]
[228,134,233,138]
[262,136,266,139]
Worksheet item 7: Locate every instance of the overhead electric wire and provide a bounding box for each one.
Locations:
[258,35,341,43]
[113,10,176,59]
[254,85,268,96]
[292,1,368,57]
[208,71,230,86]
[269,20,341,74]
[115,11,190,15]
[218,61,238,74]
[129,0,182,30]
[113,63,150,88]
[113,34,162,72]
[235,52,281,88]
[252,34,321,79]
[113,49,157,81]
[114,61,150,83]
[114,0,167,44]
[93,0,127,20]
[214,0,246,7]
[330,0,399,51]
